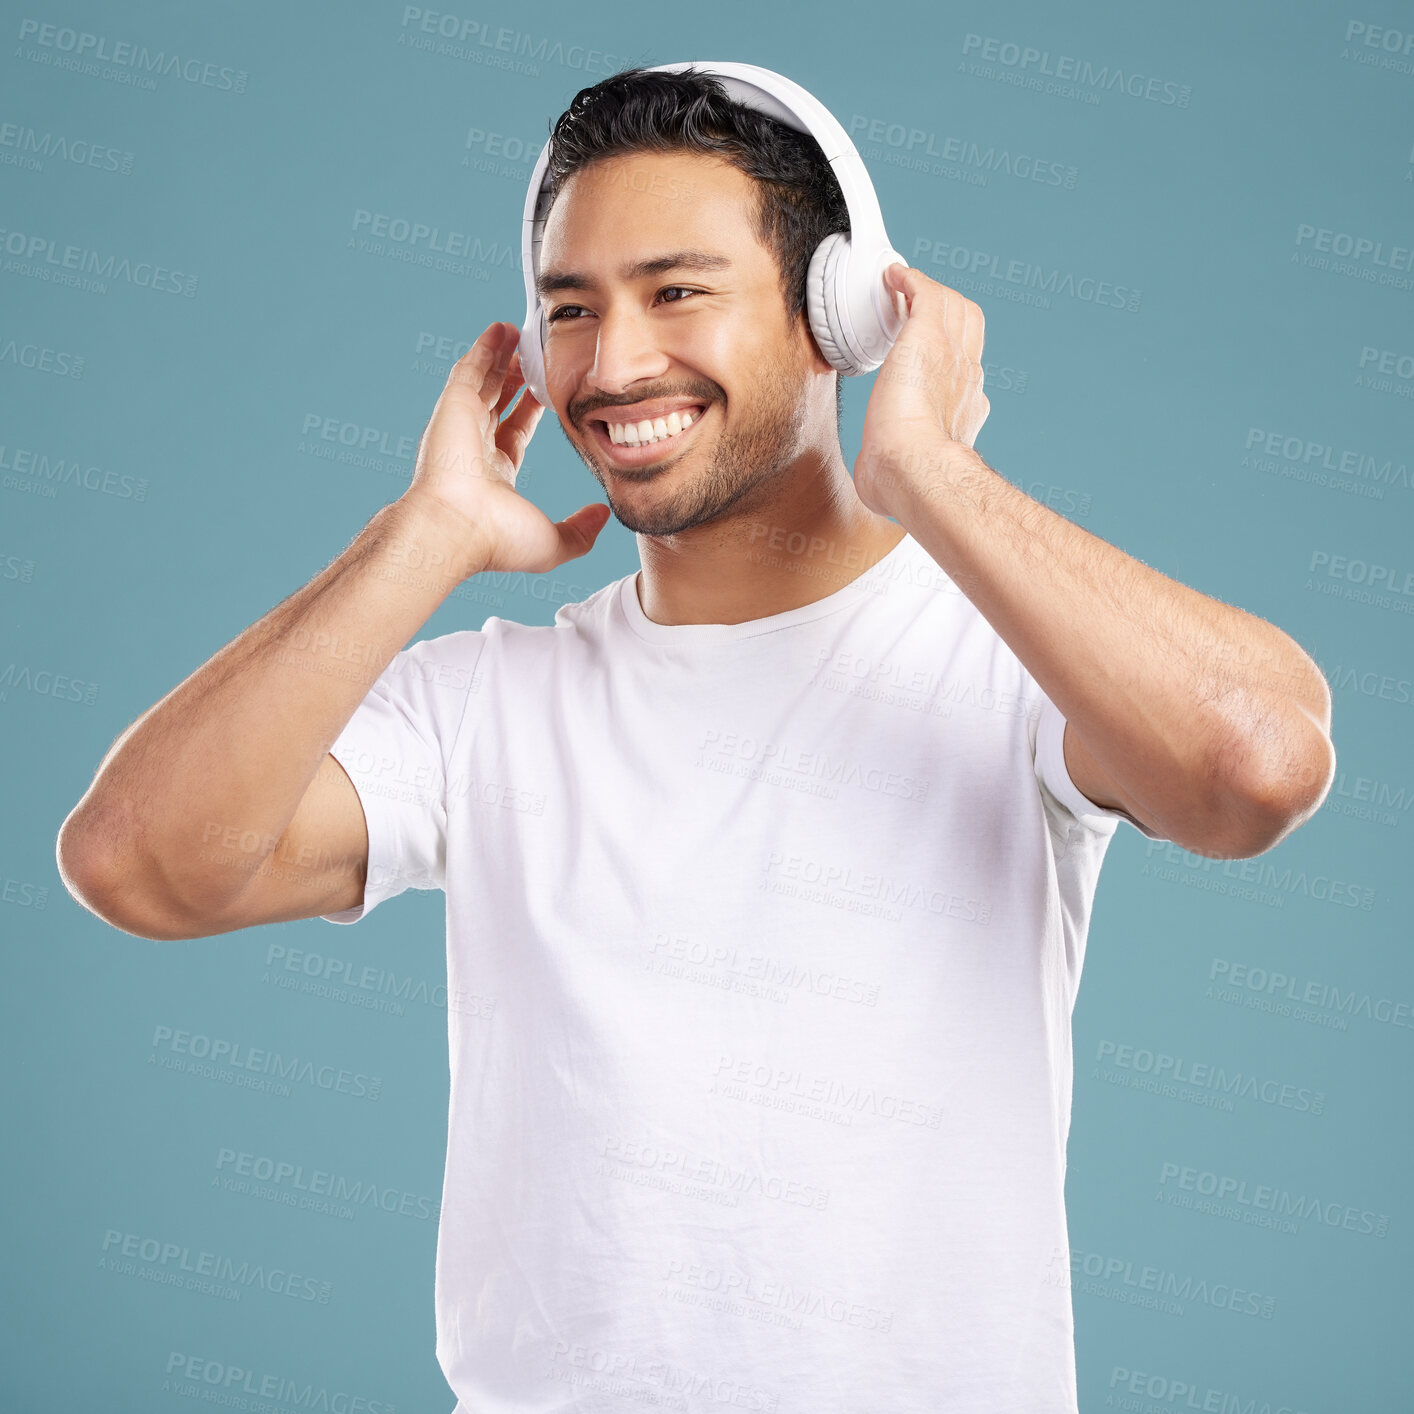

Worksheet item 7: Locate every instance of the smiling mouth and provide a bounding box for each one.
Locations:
[585,403,712,468]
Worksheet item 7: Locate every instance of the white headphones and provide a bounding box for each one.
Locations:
[516,60,908,409]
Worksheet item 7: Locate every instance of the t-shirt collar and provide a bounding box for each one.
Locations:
[616,531,918,645]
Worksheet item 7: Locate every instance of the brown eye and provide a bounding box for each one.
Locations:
[547,287,700,324]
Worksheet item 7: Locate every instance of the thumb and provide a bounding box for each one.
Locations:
[551,502,612,565]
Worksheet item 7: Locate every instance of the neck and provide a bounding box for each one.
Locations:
[633,453,907,627]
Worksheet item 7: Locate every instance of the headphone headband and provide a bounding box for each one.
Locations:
[517,60,905,409]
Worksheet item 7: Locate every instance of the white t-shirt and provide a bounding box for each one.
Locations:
[323,530,1162,1413]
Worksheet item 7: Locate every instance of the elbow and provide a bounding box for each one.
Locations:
[56,806,208,942]
[1200,725,1337,860]
[56,808,141,936]
[56,807,113,921]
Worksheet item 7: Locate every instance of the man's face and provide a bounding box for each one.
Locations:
[535,149,835,537]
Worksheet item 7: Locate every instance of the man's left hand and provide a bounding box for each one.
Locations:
[854,263,990,519]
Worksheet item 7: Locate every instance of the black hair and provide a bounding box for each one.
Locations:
[542,64,850,423]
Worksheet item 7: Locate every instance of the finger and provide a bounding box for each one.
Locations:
[491,345,526,421]
[476,322,518,406]
[441,323,510,409]
[448,322,515,408]
[495,385,547,473]
[958,295,985,363]
[890,264,983,357]
[937,287,983,363]
[885,262,924,316]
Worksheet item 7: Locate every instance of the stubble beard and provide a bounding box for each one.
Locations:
[569,356,812,539]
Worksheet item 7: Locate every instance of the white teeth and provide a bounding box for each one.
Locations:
[607,407,700,446]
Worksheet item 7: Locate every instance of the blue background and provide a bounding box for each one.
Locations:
[4,1,1411,1409]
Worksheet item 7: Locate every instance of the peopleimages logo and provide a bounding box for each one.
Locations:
[1356,344,1414,400]
[848,113,1078,189]
[1141,838,1377,911]
[1055,1246,1276,1320]
[215,1147,441,1222]
[1208,958,1414,1033]
[1292,222,1414,292]
[0,334,85,376]
[959,33,1192,106]
[0,662,98,705]
[1094,1041,1325,1114]
[1295,223,1413,272]
[0,121,134,176]
[1340,19,1414,74]
[1306,548,1414,616]
[762,848,992,926]
[695,728,930,804]
[1156,1161,1389,1238]
[262,944,447,1015]
[15,19,248,92]
[1107,1366,1308,1414]
[149,1024,383,1101]
[100,1229,332,1302]
[163,1351,394,1411]
[911,234,1141,311]
[1321,763,1413,829]
[396,8,625,78]
[1242,427,1411,497]
[0,441,149,501]
[1308,548,1414,597]
[0,226,197,295]
[1313,657,1413,708]
[349,208,522,269]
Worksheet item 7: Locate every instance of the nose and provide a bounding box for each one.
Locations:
[586,303,671,395]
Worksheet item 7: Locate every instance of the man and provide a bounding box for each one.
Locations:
[58,66,1333,1413]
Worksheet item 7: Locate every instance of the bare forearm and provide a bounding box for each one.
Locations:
[63,496,484,909]
[890,440,1333,825]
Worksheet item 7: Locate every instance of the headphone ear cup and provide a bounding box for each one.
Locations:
[518,313,548,409]
[806,232,858,375]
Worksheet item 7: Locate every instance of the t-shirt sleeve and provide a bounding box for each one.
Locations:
[1032,692,1168,840]
[321,630,486,925]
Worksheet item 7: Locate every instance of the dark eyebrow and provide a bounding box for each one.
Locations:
[535,249,732,300]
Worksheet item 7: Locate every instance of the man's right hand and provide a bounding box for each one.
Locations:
[400,321,611,579]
